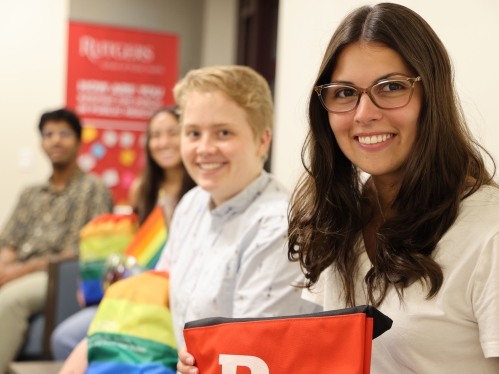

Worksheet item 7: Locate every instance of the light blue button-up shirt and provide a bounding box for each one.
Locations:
[156,171,318,347]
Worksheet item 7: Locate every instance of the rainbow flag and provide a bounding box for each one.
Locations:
[87,271,177,374]
[125,206,168,270]
[79,214,139,305]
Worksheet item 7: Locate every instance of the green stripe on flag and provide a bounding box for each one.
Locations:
[79,260,106,280]
[88,332,177,369]
[145,246,163,269]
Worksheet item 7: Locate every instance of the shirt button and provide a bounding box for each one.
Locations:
[21,242,32,253]
[34,227,42,237]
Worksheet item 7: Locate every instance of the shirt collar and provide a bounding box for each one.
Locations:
[209,171,271,219]
[42,167,84,193]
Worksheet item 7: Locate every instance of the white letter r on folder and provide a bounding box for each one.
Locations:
[219,354,270,374]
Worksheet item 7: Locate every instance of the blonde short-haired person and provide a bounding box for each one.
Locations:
[60,66,316,374]
[164,65,316,347]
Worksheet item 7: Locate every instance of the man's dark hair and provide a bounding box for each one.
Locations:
[38,108,82,140]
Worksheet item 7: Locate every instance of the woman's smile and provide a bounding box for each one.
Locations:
[356,133,394,145]
[328,42,422,182]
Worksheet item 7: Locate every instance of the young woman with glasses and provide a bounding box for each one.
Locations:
[290,3,499,373]
[179,3,499,373]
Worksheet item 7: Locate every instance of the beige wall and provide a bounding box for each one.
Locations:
[0,0,68,226]
[272,0,499,191]
[201,0,238,67]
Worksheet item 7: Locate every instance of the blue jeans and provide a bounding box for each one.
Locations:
[50,305,99,360]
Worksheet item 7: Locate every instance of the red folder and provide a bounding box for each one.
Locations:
[183,305,392,374]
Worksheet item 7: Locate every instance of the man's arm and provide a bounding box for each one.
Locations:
[0,247,17,267]
[0,189,31,258]
[0,189,32,284]
[0,247,76,286]
[0,248,46,286]
[61,180,114,254]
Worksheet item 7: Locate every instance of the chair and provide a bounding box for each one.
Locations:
[17,257,81,360]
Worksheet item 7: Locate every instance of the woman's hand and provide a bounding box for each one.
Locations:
[177,346,198,374]
[58,338,88,374]
[76,289,86,308]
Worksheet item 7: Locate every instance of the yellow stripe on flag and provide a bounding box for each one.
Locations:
[88,298,177,348]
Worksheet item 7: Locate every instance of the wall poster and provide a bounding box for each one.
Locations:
[66,22,178,205]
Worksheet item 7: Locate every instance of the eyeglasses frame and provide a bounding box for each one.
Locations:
[314,76,422,113]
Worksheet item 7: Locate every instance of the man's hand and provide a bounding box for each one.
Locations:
[76,289,86,308]
[0,263,26,286]
[0,248,20,286]
[0,257,48,287]
[0,247,17,268]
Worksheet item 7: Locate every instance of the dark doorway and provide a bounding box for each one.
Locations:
[237,0,279,172]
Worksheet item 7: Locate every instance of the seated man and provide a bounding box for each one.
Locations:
[0,108,114,372]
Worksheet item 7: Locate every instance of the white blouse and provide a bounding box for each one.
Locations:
[303,186,499,374]
[157,171,317,347]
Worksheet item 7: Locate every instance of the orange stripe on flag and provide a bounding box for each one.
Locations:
[134,230,167,266]
[125,216,165,258]
[129,206,164,244]
[125,206,167,267]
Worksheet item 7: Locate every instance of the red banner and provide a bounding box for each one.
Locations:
[66,22,178,205]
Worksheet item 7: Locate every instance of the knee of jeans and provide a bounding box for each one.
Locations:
[51,324,70,360]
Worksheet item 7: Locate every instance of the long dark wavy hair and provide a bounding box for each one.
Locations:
[135,107,196,225]
[288,3,496,307]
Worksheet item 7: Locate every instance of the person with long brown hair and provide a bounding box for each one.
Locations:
[176,3,499,374]
[129,106,196,226]
[51,106,195,361]
[285,3,498,373]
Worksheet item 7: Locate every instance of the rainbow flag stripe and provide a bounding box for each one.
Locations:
[125,206,167,269]
[79,214,138,305]
[87,271,177,374]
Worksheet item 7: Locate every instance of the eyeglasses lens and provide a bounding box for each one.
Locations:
[321,79,414,112]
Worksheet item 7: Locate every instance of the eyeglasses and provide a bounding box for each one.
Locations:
[41,129,76,139]
[315,76,421,113]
